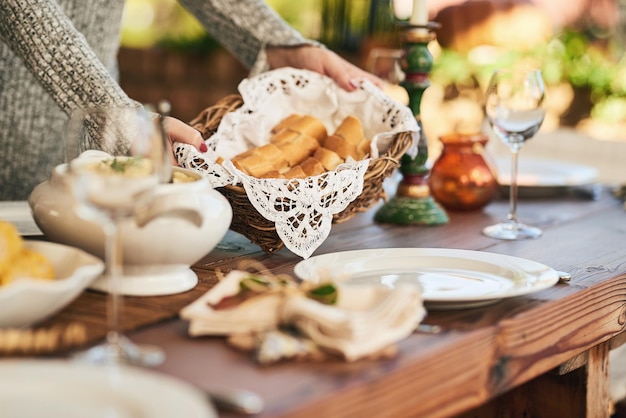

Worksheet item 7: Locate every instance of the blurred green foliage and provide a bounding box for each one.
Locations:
[431,30,626,123]
[121,0,626,124]
[121,0,319,52]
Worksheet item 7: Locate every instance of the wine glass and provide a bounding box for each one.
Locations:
[65,105,166,366]
[482,69,546,240]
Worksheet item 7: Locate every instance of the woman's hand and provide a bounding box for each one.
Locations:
[161,116,207,165]
[266,45,383,91]
[160,46,381,165]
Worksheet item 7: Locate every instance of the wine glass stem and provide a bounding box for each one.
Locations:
[507,143,522,225]
[102,218,123,344]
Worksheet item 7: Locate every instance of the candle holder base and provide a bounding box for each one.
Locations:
[375,172,448,225]
[374,195,448,226]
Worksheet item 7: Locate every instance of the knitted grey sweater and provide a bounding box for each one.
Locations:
[0,0,310,200]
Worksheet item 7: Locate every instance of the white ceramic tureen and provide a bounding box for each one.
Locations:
[29,151,232,296]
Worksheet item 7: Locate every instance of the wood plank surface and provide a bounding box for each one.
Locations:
[5,188,626,418]
[129,190,626,418]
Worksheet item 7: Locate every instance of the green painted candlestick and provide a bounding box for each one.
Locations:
[374,23,448,226]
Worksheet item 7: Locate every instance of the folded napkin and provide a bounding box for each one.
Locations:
[180,271,284,335]
[180,269,426,362]
[282,283,424,361]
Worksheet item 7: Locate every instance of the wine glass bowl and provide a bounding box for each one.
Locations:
[64,106,166,366]
[69,154,158,222]
[482,69,546,240]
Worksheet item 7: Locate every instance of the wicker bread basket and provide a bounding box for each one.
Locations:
[188,94,414,254]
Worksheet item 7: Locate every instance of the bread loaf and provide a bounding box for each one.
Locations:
[228,113,370,178]
[276,134,319,166]
[334,115,365,145]
[260,170,286,179]
[356,139,372,159]
[333,115,371,159]
[299,157,326,177]
[313,147,343,171]
[232,144,288,177]
[283,165,307,179]
[269,129,300,145]
[323,134,359,160]
[271,114,302,134]
[285,115,328,143]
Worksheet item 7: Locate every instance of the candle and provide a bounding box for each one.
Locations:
[410,0,428,26]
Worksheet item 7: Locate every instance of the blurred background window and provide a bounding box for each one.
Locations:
[118,0,626,144]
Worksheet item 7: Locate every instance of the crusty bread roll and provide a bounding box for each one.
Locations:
[228,114,369,178]
[232,155,277,178]
[270,129,300,145]
[323,134,359,160]
[260,170,286,179]
[313,147,343,171]
[334,115,365,146]
[272,114,328,144]
[231,144,288,177]
[283,165,307,179]
[271,114,302,134]
[357,138,372,159]
[299,157,326,177]
[285,115,328,143]
[276,134,320,166]
[255,144,287,166]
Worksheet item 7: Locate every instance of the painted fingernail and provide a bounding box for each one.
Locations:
[349,79,360,88]
[200,142,208,153]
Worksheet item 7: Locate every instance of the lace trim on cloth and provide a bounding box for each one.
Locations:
[176,68,419,258]
[224,159,369,258]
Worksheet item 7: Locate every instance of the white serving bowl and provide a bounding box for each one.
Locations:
[29,151,233,296]
[0,241,104,328]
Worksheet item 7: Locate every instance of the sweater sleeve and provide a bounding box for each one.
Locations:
[177,0,321,74]
[0,0,135,153]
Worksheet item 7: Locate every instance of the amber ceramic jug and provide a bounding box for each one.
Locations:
[429,132,498,211]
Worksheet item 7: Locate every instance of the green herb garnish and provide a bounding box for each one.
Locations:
[106,157,142,173]
[306,283,338,305]
[239,274,274,292]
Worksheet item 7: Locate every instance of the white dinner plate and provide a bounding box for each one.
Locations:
[0,201,41,236]
[495,157,597,196]
[294,248,559,309]
[0,360,216,418]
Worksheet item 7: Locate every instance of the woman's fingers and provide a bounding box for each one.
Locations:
[161,116,207,165]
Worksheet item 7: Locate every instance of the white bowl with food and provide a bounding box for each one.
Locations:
[0,225,104,328]
[29,151,233,296]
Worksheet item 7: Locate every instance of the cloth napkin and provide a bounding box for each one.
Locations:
[281,283,424,361]
[180,271,283,335]
[180,270,426,362]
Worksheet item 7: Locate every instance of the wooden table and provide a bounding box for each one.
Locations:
[119,187,625,418]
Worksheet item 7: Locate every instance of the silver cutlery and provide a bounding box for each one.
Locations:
[557,271,572,283]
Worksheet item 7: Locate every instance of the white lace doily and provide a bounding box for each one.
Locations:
[175,67,419,258]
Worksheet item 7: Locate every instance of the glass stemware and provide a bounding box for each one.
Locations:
[482,69,546,240]
[65,106,166,366]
